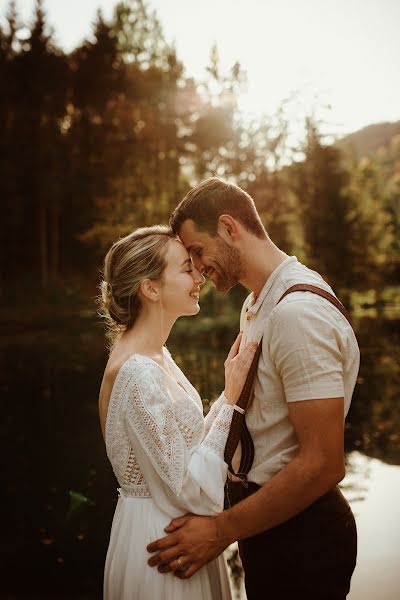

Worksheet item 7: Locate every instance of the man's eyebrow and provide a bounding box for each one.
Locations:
[187,244,202,253]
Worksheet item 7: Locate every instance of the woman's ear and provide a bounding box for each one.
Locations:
[139,279,160,302]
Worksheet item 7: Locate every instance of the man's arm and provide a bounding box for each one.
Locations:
[219,395,345,540]
[147,395,345,579]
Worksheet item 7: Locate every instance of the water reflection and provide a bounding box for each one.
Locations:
[345,454,400,600]
[345,317,400,464]
[1,315,399,596]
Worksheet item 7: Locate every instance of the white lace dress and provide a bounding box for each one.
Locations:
[103,347,234,600]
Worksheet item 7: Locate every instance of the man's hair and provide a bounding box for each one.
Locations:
[170,177,266,239]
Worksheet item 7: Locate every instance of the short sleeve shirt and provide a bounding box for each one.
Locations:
[238,256,360,485]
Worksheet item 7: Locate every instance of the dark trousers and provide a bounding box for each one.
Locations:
[224,482,357,600]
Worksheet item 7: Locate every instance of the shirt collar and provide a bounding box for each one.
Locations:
[247,256,298,315]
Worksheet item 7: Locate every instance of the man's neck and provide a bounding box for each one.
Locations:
[239,237,289,297]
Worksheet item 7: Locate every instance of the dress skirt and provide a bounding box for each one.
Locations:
[104,494,232,600]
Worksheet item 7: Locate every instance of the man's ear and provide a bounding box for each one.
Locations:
[217,214,240,241]
[139,279,160,302]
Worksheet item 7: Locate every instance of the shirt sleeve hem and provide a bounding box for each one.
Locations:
[285,388,345,402]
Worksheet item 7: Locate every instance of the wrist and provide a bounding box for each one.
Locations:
[222,391,235,406]
[215,508,237,547]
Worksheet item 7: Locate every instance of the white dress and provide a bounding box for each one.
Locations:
[103,347,234,600]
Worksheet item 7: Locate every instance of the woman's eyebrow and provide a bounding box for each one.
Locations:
[180,258,192,266]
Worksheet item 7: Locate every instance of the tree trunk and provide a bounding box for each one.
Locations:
[39,198,48,288]
[51,202,59,282]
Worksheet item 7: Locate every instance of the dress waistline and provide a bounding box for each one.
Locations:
[118,485,151,498]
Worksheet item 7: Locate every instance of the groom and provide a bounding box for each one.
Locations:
[147,177,359,599]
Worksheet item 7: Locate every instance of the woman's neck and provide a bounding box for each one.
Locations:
[118,305,175,359]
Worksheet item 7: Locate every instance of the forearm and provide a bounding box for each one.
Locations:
[217,453,345,545]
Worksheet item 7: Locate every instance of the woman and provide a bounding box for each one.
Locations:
[98,225,257,600]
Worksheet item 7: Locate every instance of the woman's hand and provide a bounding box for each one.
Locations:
[224,333,258,405]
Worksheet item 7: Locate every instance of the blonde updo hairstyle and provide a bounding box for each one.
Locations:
[99,225,176,345]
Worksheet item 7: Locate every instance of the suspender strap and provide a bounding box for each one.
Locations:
[223,283,352,484]
[278,284,352,325]
[223,342,262,483]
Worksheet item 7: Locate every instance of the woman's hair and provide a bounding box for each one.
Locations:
[98,225,176,346]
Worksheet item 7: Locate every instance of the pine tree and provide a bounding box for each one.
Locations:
[291,119,354,296]
[80,2,186,251]
[345,156,393,290]
[10,0,68,288]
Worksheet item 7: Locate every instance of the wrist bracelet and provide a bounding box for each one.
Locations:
[233,404,245,414]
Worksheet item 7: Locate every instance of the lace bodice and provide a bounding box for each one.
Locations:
[105,348,233,515]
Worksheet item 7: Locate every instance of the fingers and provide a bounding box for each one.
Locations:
[159,556,191,574]
[158,562,175,574]
[225,332,243,363]
[164,514,194,532]
[231,343,258,379]
[174,562,200,579]
[224,341,258,403]
[147,533,177,554]
[233,342,258,367]
[148,545,182,568]
[158,557,200,578]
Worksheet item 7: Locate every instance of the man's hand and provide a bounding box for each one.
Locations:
[147,514,228,579]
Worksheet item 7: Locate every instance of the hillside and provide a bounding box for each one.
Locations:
[337,120,400,158]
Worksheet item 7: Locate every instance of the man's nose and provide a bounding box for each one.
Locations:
[191,254,204,273]
[193,266,205,286]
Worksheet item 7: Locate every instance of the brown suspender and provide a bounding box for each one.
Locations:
[223,284,352,483]
[277,284,351,324]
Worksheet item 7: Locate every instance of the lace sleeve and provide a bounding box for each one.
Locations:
[202,400,235,457]
[123,358,233,510]
[123,360,187,496]
[203,391,229,437]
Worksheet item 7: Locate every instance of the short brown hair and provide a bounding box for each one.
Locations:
[170,177,266,239]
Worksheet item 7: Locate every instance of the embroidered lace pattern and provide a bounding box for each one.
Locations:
[124,449,146,486]
[202,404,235,457]
[203,392,228,437]
[105,360,134,490]
[125,362,191,496]
[105,353,233,499]
[118,485,150,498]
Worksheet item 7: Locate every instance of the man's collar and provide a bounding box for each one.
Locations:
[247,256,298,315]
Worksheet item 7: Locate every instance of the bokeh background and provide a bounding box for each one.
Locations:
[1,0,399,598]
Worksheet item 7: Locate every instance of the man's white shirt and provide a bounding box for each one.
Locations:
[235,256,360,485]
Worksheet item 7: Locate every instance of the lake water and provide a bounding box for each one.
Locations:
[346,453,400,600]
[1,313,399,597]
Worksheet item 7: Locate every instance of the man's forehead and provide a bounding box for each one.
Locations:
[179,219,210,248]
[179,219,199,236]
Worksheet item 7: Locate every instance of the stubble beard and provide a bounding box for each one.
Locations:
[213,237,243,292]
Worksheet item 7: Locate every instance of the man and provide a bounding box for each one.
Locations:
[147,177,359,599]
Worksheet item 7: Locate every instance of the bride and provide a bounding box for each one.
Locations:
[98,225,257,600]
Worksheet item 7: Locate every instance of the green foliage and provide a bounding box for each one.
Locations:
[0,0,397,310]
[290,120,353,292]
[1,0,69,290]
[289,119,396,297]
[345,156,394,288]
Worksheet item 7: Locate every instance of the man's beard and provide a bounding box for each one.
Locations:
[212,237,243,292]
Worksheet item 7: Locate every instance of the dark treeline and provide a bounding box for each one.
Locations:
[1,0,399,307]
